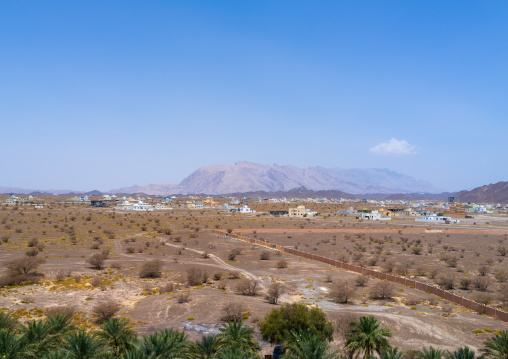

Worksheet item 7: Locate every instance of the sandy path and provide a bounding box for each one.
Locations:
[159,238,264,287]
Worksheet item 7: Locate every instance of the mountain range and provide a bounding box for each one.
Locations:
[2,162,507,203]
[110,161,439,195]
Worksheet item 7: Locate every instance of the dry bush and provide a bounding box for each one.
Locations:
[186,267,205,286]
[265,282,286,304]
[498,246,508,256]
[45,306,77,321]
[415,266,426,276]
[496,270,508,283]
[6,257,45,275]
[25,248,39,257]
[459,278,472,290]
[201,251,210,259]
[221,302,246,322]
[55,270,71,281]
[405,297,420,306]
[93,301,120,323]
[235,278,260,296]
[176,292,190,303]
[217,281,227,290]
[444,255,459,268]
[139,259,163,278]
[260,251,270,260]
[429,268,439,279]
[228,271,241,279]
[125,247,135,254]
[355,275,368,287]
[498,284,508,306]
[227,251,237,261]
[86,253,107,270]
[478,264,490,277]
[213,272,223,281]
[90,276,103,287]
[73,275,81,283]
[330,281,356,304]
[383,259,396,273]
[324,272,334,283]
[474,277,490,292]
[160,282,177,293]
[276,260,288,269]
[369,281,394,299]
[437,276,455,290]
[27,238,39,247]
[109,262,122,270]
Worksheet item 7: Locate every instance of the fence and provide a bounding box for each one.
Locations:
[213,229,508,323]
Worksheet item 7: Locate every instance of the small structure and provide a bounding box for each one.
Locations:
[90,200,107,207]
[230,205,254,214]
[415,213,460,224]
[288,205,307,217]
[115,200,154,211]
[4,196,19,205]
[359,210,391,221]
[155,203,172,210]
[269,211,289,216]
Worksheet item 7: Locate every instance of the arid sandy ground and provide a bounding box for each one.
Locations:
[1,200,507,355]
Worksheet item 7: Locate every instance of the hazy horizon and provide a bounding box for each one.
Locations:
[1,1,507,192]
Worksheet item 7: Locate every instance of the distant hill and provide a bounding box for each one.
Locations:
[110,161,439,195]
[455,181,508,204]
[224,186,453,201]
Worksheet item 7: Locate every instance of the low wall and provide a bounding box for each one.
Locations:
[213,229,508,322]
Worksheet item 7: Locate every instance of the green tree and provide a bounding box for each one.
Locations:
[284,330,341,359]
[61,330,110,359]
[345,315,391,359]
[0,312,18,331]
[0,329,26,359]
[19,319,59,357]
[379,347,404,359]
[193,334,218,359]
[214,342,260,359]
[97,318,137,356]
[482,331,508,359]
[258,303,334,344]
[216,321,259,353]
[418,346,444,359]
[137,328,191,358]
[445,347,480,359]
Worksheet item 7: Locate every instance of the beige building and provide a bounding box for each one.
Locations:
[288,205,307,217]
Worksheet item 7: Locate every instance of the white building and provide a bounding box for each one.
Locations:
[415,213,460,224]
[360,210,391,221]
[230,205,255,214]
[4,196,19,205]
[154,203,172,210]
[115,200,154,211]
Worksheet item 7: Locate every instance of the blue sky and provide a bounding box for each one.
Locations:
[1,1,507,192]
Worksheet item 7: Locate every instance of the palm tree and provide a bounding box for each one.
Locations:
[214,342,260,359]
[379,347,404,359]
[482,331,508,359]
[137,328,191,358]
[216,321,259,353]
[0,312,18,331]
[418,346,445,359]
[61,329,110,359]
[193,334,218,359]
[346,315,392,359]
[19,319,58,357]
[97,317,137,356]
[284,330,341,359]
[0,328,26,359]
[445,347,479,359]
[47,314,75,336]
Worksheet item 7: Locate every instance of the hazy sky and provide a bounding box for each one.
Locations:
[1,1,507,192]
